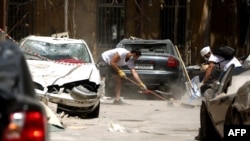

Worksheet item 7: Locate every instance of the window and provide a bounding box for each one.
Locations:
[160,0,187,47]
[7,0,34,41]
[98,0,125,48]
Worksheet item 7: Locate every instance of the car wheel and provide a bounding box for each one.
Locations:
[171,86,182,100]
[200,101,220,140]
[56,104,63,114]
[87,101,100,118]
[171,80,185,100]
[172,73,187,100]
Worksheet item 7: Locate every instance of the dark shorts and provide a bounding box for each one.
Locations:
[97,56,117,77]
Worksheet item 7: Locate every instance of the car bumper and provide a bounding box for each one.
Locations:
[36,90,100,112]
[123,70,180,86]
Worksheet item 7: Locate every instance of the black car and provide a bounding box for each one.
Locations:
[105,38,187,99]
[0,40,48,141]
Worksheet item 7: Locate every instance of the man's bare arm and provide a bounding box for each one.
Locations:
[130,69,141,83]
[202,62,215,84]
[110,52,121,72]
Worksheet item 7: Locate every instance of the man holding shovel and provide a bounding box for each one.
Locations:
[199,46,243,94]
[98,48,147,105]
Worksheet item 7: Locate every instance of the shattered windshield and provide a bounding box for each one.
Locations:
[21,40,91,63]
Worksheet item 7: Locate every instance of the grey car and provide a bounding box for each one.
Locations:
[104,38,187,100]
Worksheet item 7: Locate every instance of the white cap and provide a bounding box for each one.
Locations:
[200,46,211,57]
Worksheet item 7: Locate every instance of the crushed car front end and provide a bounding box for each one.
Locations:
[20,36,102,118]
[30,60,101,117]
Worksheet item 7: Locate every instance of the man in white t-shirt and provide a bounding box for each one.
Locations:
[199,46,243,88]
[98,48,146,105]
[195,46,244,140]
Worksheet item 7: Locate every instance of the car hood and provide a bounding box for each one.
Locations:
[26,60,100,87]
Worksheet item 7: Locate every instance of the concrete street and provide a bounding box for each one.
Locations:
[48,94,202,141]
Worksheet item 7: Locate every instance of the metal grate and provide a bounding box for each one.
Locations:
[7,0,34,41]
[160,0,187,47]
[98,0,125,48]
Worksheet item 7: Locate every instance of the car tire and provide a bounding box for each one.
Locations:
[171,80,185,100]
[199,101,221,140]
[171,85,182,100]
[87,101,100,118]
[56,105,63,114]
[173,73,186,100]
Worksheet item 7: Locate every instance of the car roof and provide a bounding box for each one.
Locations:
[118,38,173,44]
[21,35,86,44]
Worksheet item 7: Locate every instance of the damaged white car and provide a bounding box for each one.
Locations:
[20,35,101,118]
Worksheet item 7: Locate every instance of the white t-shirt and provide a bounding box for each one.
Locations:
[102,48,135,69]
[208,54,242,71]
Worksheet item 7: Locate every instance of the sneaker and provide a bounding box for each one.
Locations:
[113,99,127,105]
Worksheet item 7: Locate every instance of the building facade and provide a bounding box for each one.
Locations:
[1,0,250,64]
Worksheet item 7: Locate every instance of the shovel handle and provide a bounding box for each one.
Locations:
[144,89,168,101]
[126,77,141,87]
[174,45,193,88]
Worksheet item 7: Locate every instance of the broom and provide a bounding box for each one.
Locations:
[125,77,168,101]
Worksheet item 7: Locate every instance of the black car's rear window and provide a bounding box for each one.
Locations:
[122,43,174,54]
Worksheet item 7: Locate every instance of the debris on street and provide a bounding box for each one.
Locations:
[108,122,140,133]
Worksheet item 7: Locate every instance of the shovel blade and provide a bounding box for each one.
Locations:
[185,75,201,98]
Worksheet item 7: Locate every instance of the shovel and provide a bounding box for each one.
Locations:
[125,77,168,101]
[174,45,198,99]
